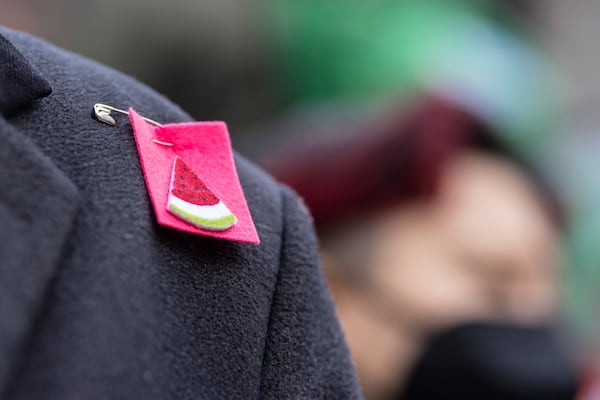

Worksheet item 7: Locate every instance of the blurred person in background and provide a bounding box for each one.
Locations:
[259,0,588,398]
[263,96,578,400]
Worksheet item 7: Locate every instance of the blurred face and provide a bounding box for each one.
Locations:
[328,150,562,399]
[368,150,561,331]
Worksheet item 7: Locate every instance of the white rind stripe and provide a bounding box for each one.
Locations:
[168,195,233,220]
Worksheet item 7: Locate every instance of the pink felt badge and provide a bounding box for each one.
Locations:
[129,108,259,244]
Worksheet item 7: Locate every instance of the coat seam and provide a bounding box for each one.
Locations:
[256,185,288,398]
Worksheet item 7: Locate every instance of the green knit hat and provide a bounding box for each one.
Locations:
[267,0,561,153]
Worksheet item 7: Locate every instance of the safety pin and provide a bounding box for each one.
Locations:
[93,103,173,147]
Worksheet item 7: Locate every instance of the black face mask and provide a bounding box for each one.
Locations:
[401,323,579,400]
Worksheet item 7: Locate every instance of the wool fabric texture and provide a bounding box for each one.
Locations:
[0,27,361,400]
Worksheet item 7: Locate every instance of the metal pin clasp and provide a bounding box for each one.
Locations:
[93,103,173,147]
[94,103,118,126]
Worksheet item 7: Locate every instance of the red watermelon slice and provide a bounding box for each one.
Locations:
[167,156,237,231]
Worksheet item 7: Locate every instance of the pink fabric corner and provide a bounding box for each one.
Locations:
[129,108,260,245]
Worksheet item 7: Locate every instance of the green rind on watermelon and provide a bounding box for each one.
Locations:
[168,203,237,231]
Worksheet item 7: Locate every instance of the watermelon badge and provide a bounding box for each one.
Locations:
[167,156,237,231]
[127,108,259,244]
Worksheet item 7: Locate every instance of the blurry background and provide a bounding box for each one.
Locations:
[3,0,600,398]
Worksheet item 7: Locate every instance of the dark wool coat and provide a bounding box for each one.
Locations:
[0,27,362,400]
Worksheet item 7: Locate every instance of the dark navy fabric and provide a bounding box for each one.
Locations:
[0,34,51,115]
[0,27,361,400]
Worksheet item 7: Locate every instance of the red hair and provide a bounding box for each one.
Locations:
[264,97,563,231]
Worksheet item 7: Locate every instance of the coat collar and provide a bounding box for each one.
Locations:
[0,33,52,116]
[0,32,77,394]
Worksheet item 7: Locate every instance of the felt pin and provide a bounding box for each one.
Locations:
[93,103,173,147]
[92,104,259,244]
[129,109,259,243]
